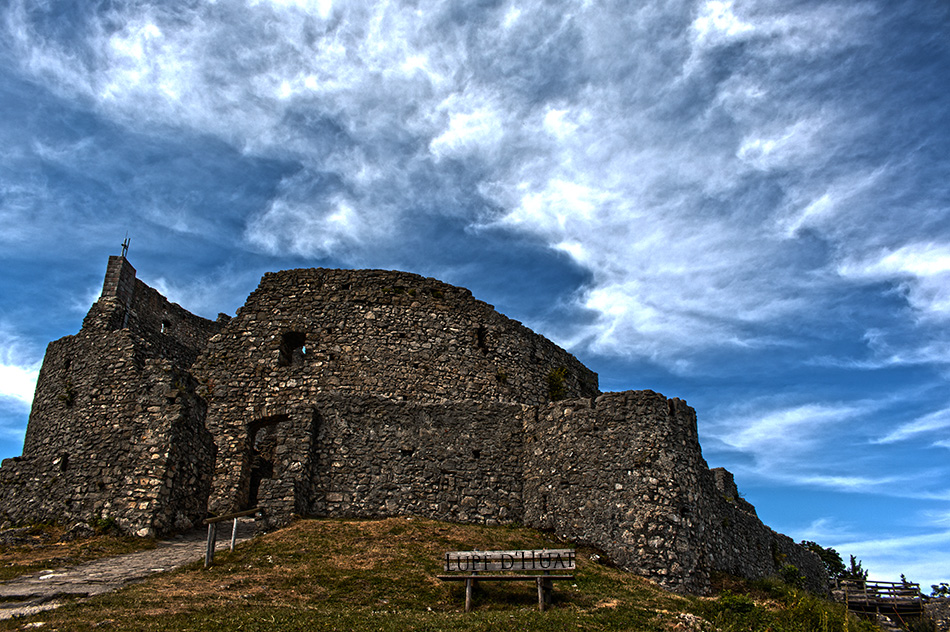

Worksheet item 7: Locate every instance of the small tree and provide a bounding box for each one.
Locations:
[840,555,869,582]
[932,582,950,598]
[801,540,847,580]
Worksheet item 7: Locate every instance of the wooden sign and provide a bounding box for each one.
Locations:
[443,549,576,572]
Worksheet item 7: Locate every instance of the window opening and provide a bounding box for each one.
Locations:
[475,326,489,354]
[278,331,307,366]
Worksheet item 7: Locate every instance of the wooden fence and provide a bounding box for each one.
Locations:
[840,580,924,621]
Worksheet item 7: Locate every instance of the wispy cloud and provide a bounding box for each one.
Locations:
[835,530,950,587]
[921,510,950,528]
[707,401,869,463]
[840,243,950,323]
[146,266,272,321]
[6,0,942,371]
[700,397,946,494]
[875,407,950,445]
[797,517,858,544]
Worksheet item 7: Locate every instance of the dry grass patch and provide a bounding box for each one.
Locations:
[1,518,869,632]
[0,524,155,581]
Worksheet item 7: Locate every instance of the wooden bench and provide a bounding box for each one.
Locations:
[437,549,576,612]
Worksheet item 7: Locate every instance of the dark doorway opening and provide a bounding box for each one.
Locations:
[245,415,287,508]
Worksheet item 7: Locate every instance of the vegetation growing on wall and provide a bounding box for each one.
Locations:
[546,366,568,401]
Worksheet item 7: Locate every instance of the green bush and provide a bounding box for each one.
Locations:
[718,590,756,613]
[89,514,117,535]
[546,367,568,401]
[779,563,806,589]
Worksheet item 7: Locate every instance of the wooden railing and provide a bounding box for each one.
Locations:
[839,580,923,619]
[203,507,263,568]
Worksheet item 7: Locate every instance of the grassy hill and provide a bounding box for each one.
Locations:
[0,518,879,632]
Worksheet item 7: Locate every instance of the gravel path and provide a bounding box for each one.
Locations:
[0,519,258,620]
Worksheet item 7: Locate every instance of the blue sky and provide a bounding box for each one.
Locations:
[1,0,948,589]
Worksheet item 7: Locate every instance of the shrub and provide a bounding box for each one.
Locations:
[89,514,117,535]
[718,590,756,614]
[547,367,568,401]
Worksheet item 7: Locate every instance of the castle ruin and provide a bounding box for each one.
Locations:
[0,255,825,594]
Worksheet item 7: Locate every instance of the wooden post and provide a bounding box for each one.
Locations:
[230,517,238,552]
[465,578,473,613]
[537,577,546,611]
[204,522,217,568]
[543,570,552,608]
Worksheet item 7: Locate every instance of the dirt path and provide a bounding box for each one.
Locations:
[0,519,258,620]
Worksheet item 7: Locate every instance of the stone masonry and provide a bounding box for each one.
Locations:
[0,255,826,594]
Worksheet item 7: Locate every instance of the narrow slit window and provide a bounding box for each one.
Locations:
[475,326,489,354]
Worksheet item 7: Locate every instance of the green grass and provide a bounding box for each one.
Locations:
[0,518,882,632]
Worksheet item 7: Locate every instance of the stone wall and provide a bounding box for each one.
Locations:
[0,339,215,536]
[85,256,224,368]
[522,392,711,593]
[193,267,597,515]
[194,385,825,594]
[0,258,830,595]
[195,268,597,406]
[0,257,219,536]
[307,394,528,525]
[520,392,826,594]
[925,599,950,632]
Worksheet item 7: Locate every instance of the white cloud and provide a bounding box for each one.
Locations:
[245,186,393,260]
[777,168,886,239]
[737,114,841,174]
[692,1,754,44]
[875,407,950,445]
[709,402,866,459]
[0,325,41,409]
[834,331,950,370]
[698,398,937,493]
[3,0,945,373]
[921,510,950,528]
[0,364,38,409]
[146,267,277,321]
[835,530,950,587]
[797,517,858,544]
[789,473,904,491]
[840,243,950,322]
[430,95,506,160]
